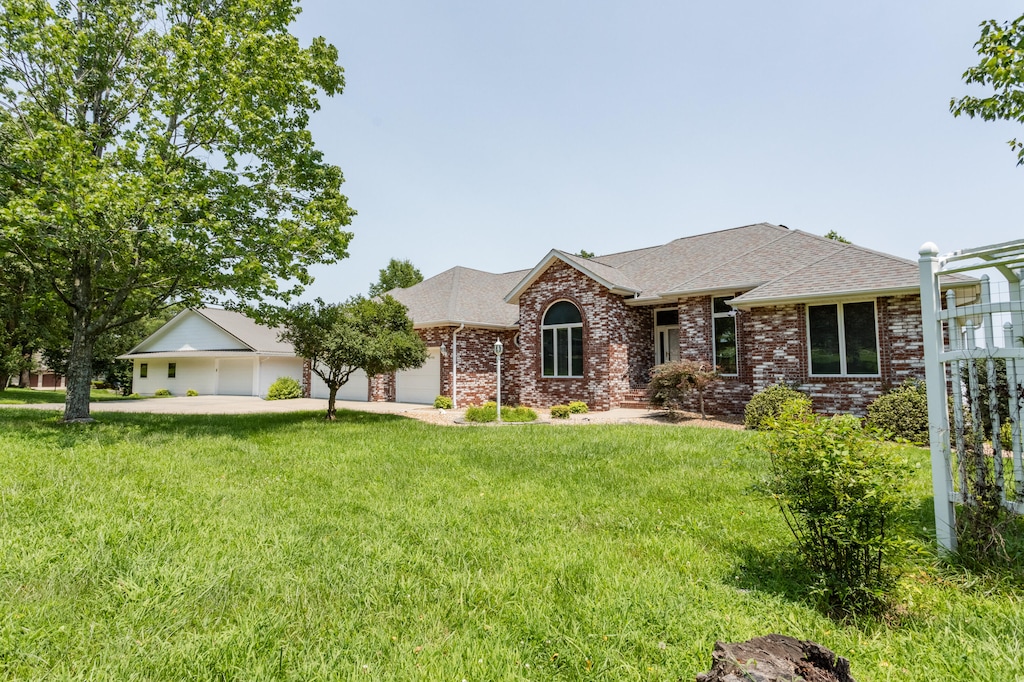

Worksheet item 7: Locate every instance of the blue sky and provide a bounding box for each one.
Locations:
[291,1,1023,301]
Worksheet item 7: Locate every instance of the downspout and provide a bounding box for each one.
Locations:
[451,323,465,408]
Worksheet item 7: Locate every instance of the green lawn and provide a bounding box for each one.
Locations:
[0,409,1021,680]
[0,387,138,405]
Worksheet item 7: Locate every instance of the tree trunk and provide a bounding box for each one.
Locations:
[0,374,9,391]
[63,309,96,422]
[326,385,338,421]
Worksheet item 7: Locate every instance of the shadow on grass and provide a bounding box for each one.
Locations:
[0,407,415,450]
[0,387,137,404]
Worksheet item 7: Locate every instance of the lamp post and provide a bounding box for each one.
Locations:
[494,338,503,422]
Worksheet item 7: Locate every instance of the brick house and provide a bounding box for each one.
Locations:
[388,223,974,416]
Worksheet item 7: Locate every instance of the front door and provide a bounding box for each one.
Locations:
[654,309,679,365]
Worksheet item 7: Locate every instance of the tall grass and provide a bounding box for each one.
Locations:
[0,409,1021,680]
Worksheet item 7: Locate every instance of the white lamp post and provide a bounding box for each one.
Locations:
[494,338,503,422]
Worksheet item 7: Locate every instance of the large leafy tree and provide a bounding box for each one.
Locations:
[279,295,427,420]
[368,258,424,298]
[951,14,1024,164]
[0,0,354,421]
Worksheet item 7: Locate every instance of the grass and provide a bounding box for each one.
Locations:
[0,409,1022,680]
[0,387,138,405]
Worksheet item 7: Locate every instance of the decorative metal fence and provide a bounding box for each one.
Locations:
[919,239,1024,553]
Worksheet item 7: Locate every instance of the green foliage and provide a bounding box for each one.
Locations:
[368,259,424,298]
[154,389,171,397]
[647,359,721,419]
[550,404,571,419]
[744,383,811,430]
[186,389,199,397]
[575,249,595,258]
[0,0,354,420]
[266,376,302,401]
[952,14,1024,164]
[568,400,589,414]
[279,295,427,419]
[961,358,1011,439]
[433,395,453,409]
[1000,420,1015,449]
[756,403,911,614]
[464,402,537,423]
[867,379,930,445]
[823,230,851,243]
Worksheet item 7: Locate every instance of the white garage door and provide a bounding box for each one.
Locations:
[311,368,368,401]
[396,349,440,404]
[218,358,254,395]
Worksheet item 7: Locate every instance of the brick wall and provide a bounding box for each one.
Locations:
[516,261,649,411]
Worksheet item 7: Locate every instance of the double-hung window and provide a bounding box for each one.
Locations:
[807,301,879,376]
[542,301,583,377]
[712,297,737,375]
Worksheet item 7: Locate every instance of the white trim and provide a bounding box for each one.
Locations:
[652,307,679,365]
[541,300,584,379]
[805,299,881,378]
[712,296,739,376]
[505,250,640,304]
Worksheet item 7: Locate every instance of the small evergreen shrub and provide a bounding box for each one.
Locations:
[550,404,571,419]
[755,402,910,614]
[128,393,141,399]
[744,383,810,430]
[866,379,929,444]
[154,388,172,397]
[464,402,537,423]
[433,395,453,409]
[186,389,199,397]
[567,400,588,414]
[266,376,302,400]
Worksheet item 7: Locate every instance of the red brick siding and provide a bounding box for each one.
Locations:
[516,261,643,411]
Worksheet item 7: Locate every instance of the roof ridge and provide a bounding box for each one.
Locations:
[789,229,920,268]
[665,228,800,292]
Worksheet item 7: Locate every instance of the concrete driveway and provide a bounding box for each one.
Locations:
[1,395,437,416]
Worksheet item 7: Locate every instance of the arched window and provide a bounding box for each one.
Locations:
[542,301,583,377]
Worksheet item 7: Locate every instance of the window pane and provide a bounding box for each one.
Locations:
[140,363,148,378]
[843,301,878,374]
[713,296,732,314]
[571,327,583,376]
[715,316,737,374]
[808,305,841,374]
[557,328,569,376]
[655,309,678,326]
[543,329,554,376]
[544,301,582,325]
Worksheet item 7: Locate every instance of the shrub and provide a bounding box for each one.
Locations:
[550,404,571,419]
[127,393,141,399]
[433,395,453,409]
[867,379,929,444]
[744,383,810,430]
[567,400,588,414]
[186,389,199,397]
[648,360,720,419]
[464,402,537,423]
[266,376,302,400]
[756,402,910,614]
[154,388,172,397]
[1000,420,1015,450]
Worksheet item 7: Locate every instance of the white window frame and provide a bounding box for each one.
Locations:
[541,301,584,378]
[712,296,738,376]
[805,299,881,377]
[653,307,679,365]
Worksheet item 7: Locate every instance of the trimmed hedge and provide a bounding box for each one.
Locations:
[744,384,810,430]
[266,376,302,400]
[866,379,929,445]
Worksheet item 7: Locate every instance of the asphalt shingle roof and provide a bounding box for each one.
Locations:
[394,223,975,327]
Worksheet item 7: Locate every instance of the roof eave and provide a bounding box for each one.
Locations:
[505,250,639,303]
[413,320,520,331]
[729,283,972,310]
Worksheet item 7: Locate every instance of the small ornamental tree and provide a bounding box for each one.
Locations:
[647,360,720,419]
[280,295,427,420]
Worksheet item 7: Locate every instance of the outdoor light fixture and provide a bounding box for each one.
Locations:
[494,338,503,422]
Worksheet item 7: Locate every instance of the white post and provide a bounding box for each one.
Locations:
[494,338,503,422]
[919,243,958,553]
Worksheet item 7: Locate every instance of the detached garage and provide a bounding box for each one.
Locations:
[119,308,303,398]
